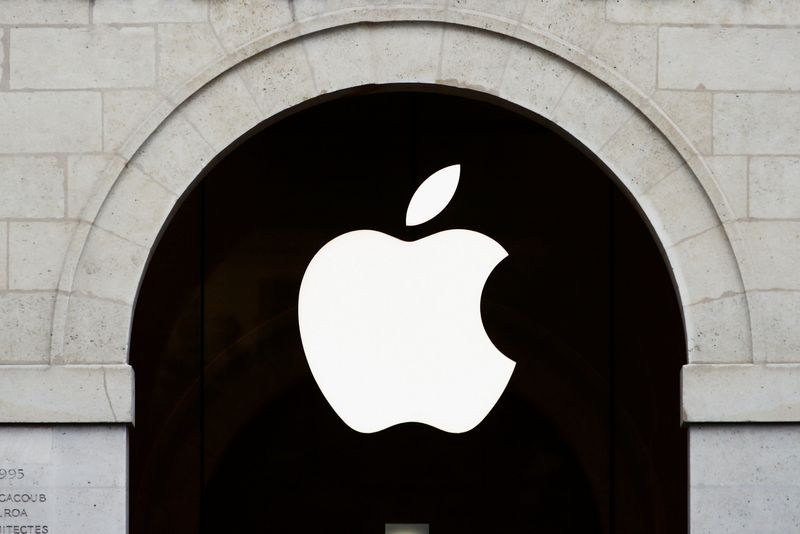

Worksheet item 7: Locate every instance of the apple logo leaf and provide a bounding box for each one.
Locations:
[405,164,460,226]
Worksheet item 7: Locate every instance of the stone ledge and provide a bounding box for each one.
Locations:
[0,364,133,423]
[682,364,800,423]
[2,363,798,424]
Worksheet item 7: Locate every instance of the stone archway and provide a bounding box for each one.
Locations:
[128,84,689,534]
[50,16,751,425]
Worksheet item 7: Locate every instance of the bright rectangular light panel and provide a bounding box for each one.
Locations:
[385,524,429,534]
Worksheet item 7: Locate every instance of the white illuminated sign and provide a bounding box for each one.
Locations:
[298,165,515,433]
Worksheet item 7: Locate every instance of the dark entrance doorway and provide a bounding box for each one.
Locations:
[129,86,687,534]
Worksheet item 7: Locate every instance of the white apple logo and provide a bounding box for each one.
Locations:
[298,164,515,433]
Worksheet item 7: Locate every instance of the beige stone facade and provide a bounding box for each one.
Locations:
[0,1,799,532]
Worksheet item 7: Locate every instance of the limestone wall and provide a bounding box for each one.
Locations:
[0,1,799,532]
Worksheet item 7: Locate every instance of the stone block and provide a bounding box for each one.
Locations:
[0,223,6,290]
[11,27,155,90]
[669,225,743,305]
[179,72,263,151]
[52,426,127,488]
[714,93,800,155]
[551,71,634,154]
[685,293,751,363]
[691,425,800,486]
[238,40,318,119]
[691,442,800,533]
[63,297,132,364]
[0,157,64,218]
[520,0,607,51]
[293,0,444,20]
[499,42,575,119]
[750,157,800,219]
[682,364,800,422]
[102,89,164,154]
[158,23,226,93]
[0,29,4,87]
[209,0,294,52]
[653,90,713,155]
[0,92,101,153]
[0,425,52,460]
[608,0,800,26]
[56,222,91,298]
[0,292,55,364]
[94,165,177,248]
[641,164,719,247]
[706,156,747,220]
[50,487,127,534]
[592,23,658,94]
[749,290,800,363]
[0,426,129,489]
[734,221,800,291]
[600,112,685,195]
[449,0,527,19]
[1,426,124,485]
[135,114,216,195]
[67,156,100,220]
[67,155,123,220]
[440,26,516,93]
[0,368,132,422]
[303,25,373,94]
[692,483,800,534]
[660,28,800,92]
[370,23,442,84]
[94,0,206,23]
[1,429,128,496]
[0,0,89,24]
[72,227,148,304]
[9,221,77,290]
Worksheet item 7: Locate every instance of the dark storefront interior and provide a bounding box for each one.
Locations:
[129,87,687,534]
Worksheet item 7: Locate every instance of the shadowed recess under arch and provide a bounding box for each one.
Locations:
[130,88,686,534]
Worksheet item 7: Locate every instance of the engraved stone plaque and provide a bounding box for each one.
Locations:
[0,426,127,534]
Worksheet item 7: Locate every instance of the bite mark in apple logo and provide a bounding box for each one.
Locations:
[298,164,515,433]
